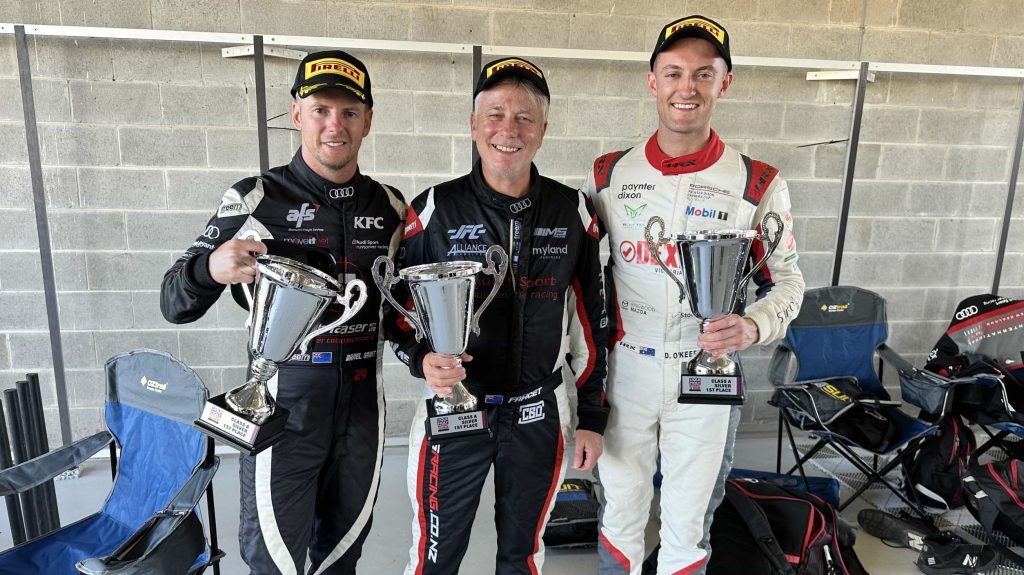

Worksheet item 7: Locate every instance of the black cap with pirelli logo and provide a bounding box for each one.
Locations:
[291,50,373,107]
[474,57,550,100]
[650,15,732,72]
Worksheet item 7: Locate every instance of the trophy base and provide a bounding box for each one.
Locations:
[424,399,490,441]
[677,374,746,405]
[195,393,290,455]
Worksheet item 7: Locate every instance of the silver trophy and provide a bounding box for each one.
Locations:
[645,212,783,404]
[373,246,508,416]
[197,253,367,454]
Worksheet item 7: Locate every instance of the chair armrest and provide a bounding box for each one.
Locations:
[877,344,915,374]
[76,456,220,575]
[767,345,795,387]
[0,430,112,496]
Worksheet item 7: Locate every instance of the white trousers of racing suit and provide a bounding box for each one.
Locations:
[584,132,805,575]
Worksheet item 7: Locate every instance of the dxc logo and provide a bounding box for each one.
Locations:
[287,203,317,228]
[448,224,487,240]
[202,225,220,239]
[354,217,384,229]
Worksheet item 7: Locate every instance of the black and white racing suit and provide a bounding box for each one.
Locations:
[387,162,609,575]
[161,150,406,575]
[583,131,804,575]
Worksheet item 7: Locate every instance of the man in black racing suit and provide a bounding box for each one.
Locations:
[160,50,405,575]
[387,57,609,575]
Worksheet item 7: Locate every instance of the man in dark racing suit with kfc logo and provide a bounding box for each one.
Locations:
[386,57,609,575]
[161,50,405,574]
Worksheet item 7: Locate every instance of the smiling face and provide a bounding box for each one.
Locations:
[291,89,372,184]
[471,82,548,197]
[648,37,732,149]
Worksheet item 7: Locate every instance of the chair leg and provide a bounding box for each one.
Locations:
[781,418,811,491]
[974,427,1011,461]
[776,412,783,474]
[785,437,827,476]
[831,442,930,519]
[203,442,223,575]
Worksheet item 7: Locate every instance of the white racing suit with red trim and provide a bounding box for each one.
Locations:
[386,162,609,575]
[583,131,805,575]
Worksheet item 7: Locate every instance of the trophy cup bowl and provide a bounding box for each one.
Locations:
[373,245,508,415]
[198,253,366,454]
[645,213,783,404]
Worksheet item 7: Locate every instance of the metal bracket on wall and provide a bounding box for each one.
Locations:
[223,45,307,60]
[806,70,876,82]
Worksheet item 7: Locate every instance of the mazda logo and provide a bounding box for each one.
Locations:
[955,305,979,321]
[202,225,220,239]
[329,187,354,199]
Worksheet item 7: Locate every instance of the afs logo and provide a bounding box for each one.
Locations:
[287,203,318,228]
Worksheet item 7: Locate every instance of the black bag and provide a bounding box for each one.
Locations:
[963,459,1024,547]
[542,478,599,548]
[925,353,1024,426]
[962,458,1024,570]
[706,478,869,575]
[902,414,976,510]
[770,377,901,451]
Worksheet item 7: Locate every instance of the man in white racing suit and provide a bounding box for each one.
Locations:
[582,15,805,575]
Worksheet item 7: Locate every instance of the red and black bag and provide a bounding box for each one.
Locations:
[962,459,1024,569]
[706,478,869,575]
[902,414,976,510]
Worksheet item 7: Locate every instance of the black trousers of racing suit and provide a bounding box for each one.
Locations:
[239,362,382,575]
[407,377,571,575]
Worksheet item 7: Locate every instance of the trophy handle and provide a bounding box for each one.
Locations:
[471,245,509,335]
[739,211,785,289]
[237,229,262,328]
[371,255,427,342]
[298,279,368,354]
[644,216,689,304]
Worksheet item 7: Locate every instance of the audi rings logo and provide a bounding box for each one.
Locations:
[955,305,979,321]
[509,198,532,214]
[202,225,220,239]
[329,186,354,199]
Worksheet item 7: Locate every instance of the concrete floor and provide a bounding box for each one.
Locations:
[0,435,931,574]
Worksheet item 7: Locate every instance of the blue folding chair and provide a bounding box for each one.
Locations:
[0,349,223,574]
[767,286,938,517]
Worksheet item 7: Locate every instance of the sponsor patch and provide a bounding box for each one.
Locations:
[312,352,332,364]
[486,58,543,79]
[518,400,545,424]
[305,57,366,87]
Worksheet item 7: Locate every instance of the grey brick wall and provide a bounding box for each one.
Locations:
[1,0,1023,441]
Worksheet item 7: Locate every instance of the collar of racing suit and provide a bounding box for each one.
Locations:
[287,149,368,205]
[644,129,724,176]
[469,160,540,218]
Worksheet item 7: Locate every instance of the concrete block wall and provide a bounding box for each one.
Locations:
[0,0,1022,440]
